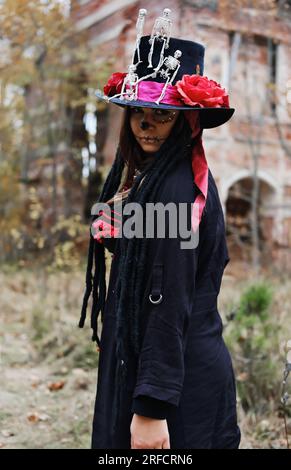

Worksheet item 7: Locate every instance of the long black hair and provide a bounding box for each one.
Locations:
[79,107,202,433]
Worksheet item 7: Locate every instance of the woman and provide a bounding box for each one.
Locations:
[79,24,241,449]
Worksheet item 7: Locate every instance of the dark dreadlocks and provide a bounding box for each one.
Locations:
[79,107,203,433]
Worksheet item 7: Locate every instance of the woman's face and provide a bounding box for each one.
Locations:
[130,106,181,152]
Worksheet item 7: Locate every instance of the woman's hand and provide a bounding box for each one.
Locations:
[130,413,170,449]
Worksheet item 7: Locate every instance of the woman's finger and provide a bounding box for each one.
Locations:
[162,438,171,449]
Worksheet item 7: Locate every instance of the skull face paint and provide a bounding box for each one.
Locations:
[130,107,180,152]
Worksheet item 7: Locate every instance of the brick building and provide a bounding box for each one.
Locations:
[71,0,291,271]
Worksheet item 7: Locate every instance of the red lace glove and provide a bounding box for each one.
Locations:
[92,207,122,244]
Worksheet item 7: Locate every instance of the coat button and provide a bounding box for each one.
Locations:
[120,359,125,366]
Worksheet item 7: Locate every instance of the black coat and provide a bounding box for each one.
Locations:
[91,155,241,449]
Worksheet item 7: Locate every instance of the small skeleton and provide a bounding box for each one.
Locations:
[108,64,139,102]
[154,50,182,104]
[148,8,172,69]
[130,9,147,67]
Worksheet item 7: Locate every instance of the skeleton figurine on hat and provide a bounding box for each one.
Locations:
[118,64,139,101]
[131,8,147,67]
[148,8,172,69]
[136,48,182,105]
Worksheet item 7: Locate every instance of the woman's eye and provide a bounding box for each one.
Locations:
[154,110,169,116]
[132,108,142,114]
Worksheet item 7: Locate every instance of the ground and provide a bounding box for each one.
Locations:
[0,266,97,449]
[0,261,290,449]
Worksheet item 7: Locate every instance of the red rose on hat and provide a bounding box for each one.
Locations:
[176,74,230,108]
[104,72,127,97]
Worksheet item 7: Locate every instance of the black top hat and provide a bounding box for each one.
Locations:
[96,32,235,129]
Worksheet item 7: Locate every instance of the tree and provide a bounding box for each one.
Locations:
[0,0,113,263]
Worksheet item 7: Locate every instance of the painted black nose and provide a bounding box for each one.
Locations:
[140,120,149,130]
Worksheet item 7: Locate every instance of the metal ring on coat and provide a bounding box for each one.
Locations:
[149,294,163,305]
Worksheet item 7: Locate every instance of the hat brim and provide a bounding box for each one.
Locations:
[96,91,235,129]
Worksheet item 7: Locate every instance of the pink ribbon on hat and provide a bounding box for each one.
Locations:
[127,81,185,106]
[184,111,209,233]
